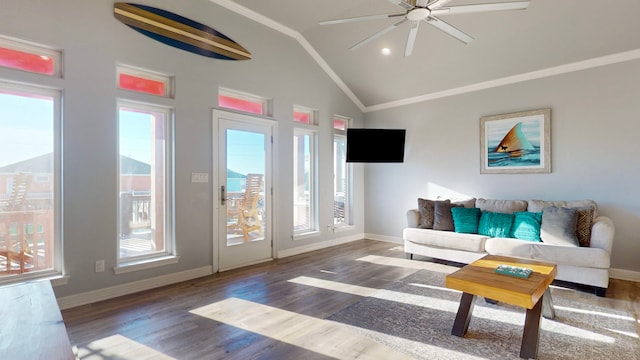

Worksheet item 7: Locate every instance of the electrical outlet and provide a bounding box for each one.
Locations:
[95,260,105,273]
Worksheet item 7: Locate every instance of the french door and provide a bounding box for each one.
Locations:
[213,110,274,271]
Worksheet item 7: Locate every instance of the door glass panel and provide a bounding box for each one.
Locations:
[226,129,265,246]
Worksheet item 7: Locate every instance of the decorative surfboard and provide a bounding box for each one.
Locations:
[114,2,252,61]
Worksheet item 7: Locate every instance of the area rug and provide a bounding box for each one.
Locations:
[327,267,640,360]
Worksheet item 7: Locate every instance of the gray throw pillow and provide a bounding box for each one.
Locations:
[540,206,579,247]
[417,198,450,229]
[433,202,461,231]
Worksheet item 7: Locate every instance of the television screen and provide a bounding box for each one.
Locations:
[346,128,406,163]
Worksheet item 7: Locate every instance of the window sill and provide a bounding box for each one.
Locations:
[293,230,321,241]
[114,255,180,275]
[334,225,355,233]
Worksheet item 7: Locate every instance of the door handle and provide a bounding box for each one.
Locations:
[221,185,226,206]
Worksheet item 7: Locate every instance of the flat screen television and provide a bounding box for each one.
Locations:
[346,128,406,163]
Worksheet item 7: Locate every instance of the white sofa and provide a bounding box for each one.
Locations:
[403,199,615,296]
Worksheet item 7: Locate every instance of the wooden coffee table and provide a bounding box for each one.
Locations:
[445,255,557,359]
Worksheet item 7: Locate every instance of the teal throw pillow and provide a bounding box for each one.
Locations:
[478,211,515,238]
[511,212,542,241]
[451,207,481,234]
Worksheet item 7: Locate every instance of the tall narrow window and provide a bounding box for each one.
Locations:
[0,82,61,281]
[333,116,351,226]
[293,128,317,234]
[118,101,173,263]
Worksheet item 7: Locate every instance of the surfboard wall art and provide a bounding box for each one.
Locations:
[114,2,252,61]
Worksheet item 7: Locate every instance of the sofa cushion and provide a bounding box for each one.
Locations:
[417,198,449,229]
[485,237,610,268]
[433,202,461,231]
[478,211,514,238]
[511,211,542,241]
[540,206,579,246]
[451,207,481,234]
[403,227,488,253]
[476,198,528,214]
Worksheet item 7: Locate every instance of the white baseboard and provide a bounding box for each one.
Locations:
[56,266,214,310]
[365,233,403,244]
[610,268,640,282]
[277,233,364,258]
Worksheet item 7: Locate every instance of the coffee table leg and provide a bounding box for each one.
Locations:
[542,288,555,320]
[520,295,543,359]
[452,292,476,337]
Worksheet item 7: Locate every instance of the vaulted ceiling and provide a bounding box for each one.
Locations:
[212,0,640,111]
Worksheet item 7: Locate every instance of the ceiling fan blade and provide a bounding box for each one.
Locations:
[426,0,452,9]
[387,0,414,10]
[350,19,408,51]
[416,0,429,7]
[320,13,405,25]
[405,20,420,56]
[424,16,473,43]
[431,1,530,15]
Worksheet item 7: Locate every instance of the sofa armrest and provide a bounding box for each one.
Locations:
[407,209,420,228]
[590,216,615,254]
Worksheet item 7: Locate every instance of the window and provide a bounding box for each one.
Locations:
[0,82,61,282]
[0,36,61,77]
[333,116,351,226]
[293,128,317,234]
[293,106,318,125]
[117,65,173,97]
[118,101,173,264]
[219,88,272,116]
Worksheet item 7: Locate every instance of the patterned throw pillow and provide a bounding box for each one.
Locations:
[478,211,515,238]
[575,206,594,247]
[451,207,481,234]
[511,212,542,241]
[417,198,449,229]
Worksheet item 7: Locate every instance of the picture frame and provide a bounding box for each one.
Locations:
[480,108,551,174]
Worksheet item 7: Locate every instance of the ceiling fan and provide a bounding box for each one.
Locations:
[319,0,530,56]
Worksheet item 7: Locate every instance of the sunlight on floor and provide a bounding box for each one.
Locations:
[190,298,414,360]
[77,334,175,360]
[356,254,456,273]
[287,274,624,344]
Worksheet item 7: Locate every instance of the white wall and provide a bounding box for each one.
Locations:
[0,0,364,298]
[364,59,640,273]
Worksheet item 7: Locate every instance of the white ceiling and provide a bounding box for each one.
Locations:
[212,0,640,111]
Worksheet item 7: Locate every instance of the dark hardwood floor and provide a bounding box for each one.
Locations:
[62,239,639,359]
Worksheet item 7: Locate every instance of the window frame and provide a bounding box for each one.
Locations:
[0,35,62,77]
[218,87,273,116]
[115,99,175,270]
[0,80,63,284]
[333,115,352,228]
[116,64,174,98]
[293,127,319,236]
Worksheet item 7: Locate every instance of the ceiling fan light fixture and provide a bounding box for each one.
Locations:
[406,8,430,21]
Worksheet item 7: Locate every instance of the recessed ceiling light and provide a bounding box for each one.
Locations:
[381,47,391,56]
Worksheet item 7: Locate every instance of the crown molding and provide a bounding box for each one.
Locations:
[209,1,640,114]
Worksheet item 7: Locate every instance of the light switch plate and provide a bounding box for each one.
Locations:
[191,172,209,183]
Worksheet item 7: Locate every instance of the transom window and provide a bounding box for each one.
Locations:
[293,106,318,125]
[0,36,61,77]
[118,101,173,264]
[0,82,61,282]
[117,65,173,98]
[219,88,272,116]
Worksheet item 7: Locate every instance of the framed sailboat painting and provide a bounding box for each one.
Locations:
[480,108,551,174]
